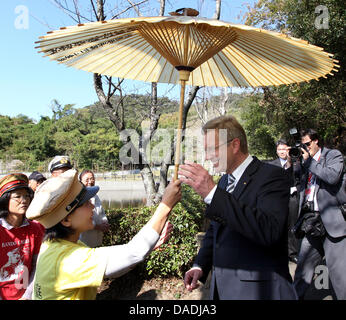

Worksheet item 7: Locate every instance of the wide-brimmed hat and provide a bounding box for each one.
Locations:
[0,173,30,197]
[26,169,99,228]
[48,155,73,173]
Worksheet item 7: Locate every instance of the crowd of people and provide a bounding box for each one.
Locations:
[0,115,345,300]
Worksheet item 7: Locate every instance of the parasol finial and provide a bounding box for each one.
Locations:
[169,8,199,17]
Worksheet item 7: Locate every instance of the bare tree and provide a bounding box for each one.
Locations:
[194,88,209,125]
[47,0,202,205]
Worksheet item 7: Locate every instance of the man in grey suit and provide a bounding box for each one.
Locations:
[293,129,346,299]
[179,115,297,300]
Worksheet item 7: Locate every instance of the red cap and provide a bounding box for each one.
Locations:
[0,173,29,197]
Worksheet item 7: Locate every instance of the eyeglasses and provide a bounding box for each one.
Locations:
[303,140,313,147]
[205,138,235,154]
[10,194,31,203]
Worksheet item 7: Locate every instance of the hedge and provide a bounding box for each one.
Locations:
[102,185,206,278]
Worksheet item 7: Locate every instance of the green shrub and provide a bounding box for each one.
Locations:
[102,185,206,278]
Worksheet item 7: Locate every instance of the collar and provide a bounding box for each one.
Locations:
[0,217,30,230]
[313,148,321,161]
[231,154,253,183]
[279,158,287,167]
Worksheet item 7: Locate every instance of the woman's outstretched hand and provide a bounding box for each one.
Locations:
[161,179,182,209]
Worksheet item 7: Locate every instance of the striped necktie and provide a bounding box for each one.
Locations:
[226,174,236,193]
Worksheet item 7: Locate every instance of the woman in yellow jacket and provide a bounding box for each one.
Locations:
[26,169,181,300]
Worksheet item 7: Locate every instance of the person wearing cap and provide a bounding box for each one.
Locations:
[28,171,47,193]
[48,155,73,177]
[0,173,45,300]
[78,169,109,248]
[26,169,181,300]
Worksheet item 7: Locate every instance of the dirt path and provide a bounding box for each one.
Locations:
[97,262,334,300]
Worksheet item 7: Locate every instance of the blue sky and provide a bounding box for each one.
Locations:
[0,0,254,121]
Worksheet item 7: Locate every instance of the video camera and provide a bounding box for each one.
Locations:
[288,127,308,160]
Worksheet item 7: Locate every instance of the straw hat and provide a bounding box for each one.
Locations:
[26,169,99,228]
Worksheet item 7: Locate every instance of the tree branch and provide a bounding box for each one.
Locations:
[110,0,148,19]
[90,0,99,20]
[126,0,142,16]
[49,0,93,23]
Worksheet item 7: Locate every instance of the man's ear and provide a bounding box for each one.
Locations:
[61,215,72,227]
[231,138,241,154]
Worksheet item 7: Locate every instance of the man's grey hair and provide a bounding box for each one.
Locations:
[202,115,248,154]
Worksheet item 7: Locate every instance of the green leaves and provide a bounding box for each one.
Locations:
[102,185,206,278]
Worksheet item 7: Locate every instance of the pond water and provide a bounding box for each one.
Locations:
[101,197,146,210]
[97,183,147,210]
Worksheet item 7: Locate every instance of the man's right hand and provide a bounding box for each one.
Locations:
[301,147,310,161]
[184,267,203,292]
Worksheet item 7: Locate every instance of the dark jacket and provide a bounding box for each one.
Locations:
[195,157,296,299]
[269,158,301,192]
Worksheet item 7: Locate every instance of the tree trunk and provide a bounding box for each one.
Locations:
[153,85,199,203]
[212,0,221,20]
[93,73,124,131]
[141,165,157,206]
[159,0,165,16]
[96,0,105,21]
[219,87,229,116]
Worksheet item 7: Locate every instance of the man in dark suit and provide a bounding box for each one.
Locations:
[270,139,300,263]
[293,129,346,300]
[179,115,297,300]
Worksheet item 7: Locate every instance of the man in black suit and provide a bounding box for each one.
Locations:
[179,115,297,300]
[270,139,300,263]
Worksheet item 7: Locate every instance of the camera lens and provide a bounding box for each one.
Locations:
[289,147,301,158]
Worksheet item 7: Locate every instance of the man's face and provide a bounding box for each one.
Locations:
[276,144,288,160]
[51,167,69,177]
[28,179,38,192]
[204,129,231,173]
[301,135,320,157]
[81,172,95,187]
[28,179,45,192]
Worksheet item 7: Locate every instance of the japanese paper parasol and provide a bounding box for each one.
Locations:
[35,8,339,179]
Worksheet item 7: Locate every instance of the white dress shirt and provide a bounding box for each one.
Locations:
[304,148,321,211]
[204,155,253,205]
[279,158,287,168]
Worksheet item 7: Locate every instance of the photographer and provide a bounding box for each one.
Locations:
[292,129,346,300]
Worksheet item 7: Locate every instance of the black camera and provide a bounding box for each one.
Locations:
[302,201,314,213]
[288,127,308,159]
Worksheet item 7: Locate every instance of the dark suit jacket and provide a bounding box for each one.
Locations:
[195,157,295,299]
[298,147,346,238]
[269,158,301,191]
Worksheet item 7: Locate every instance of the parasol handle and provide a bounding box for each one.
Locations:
[174,76,188,181]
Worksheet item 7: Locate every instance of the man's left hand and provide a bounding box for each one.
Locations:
[178,161,215,198]
[301,147,310,161]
